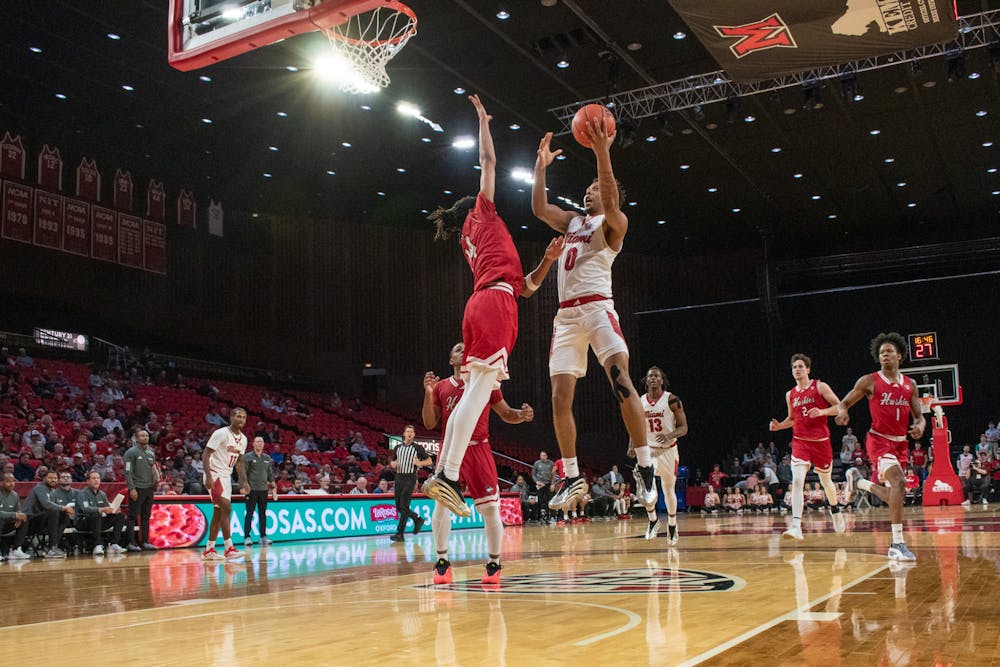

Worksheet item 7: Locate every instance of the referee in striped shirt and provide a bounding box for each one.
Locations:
[390,425,432,542]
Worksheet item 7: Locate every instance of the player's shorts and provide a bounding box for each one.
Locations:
[206,473,232,503]
[461,442,500,507]
[651,445,679,478]
[549,299,629,377]
[791,438,833,472]
[866,432,908,482]
[462,284,518,382]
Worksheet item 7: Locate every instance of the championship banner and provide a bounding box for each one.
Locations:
[62,197,91,257]
[91,205,117,262]
[33,190,63,249]
[142,219,167,274]
[146,494,522,549]
[668,0,958,81]
[1,180,33,244]
[117,212,143,268]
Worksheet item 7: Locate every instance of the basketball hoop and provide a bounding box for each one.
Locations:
[919,395,936,415]
[324,1,417,93]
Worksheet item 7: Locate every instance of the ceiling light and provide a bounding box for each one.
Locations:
[452,136,475,149]
[510,168,533,184]
[896,181,906,187]
[443,190,452,195]
[276,111,288,117]
[673,31,686,40]
[989,168,998,173]
[396,168,406,173]
[731,208,741,213]
[884,157,895,163]
[853,94,864,101]
[869,129,881,135]
[286,66,299,72]
[922,81,937,88]
[657,220,666,225]
[893,86,908,94]
[627,42,642,51]
[680,164,690,170]
[771,147,782,153]
[121,85,134,91]
[992,190,1000,195]
[199,117,212,124]
[55,93,67,100]
[828,214,837,219]
[556,59,570,69]
[268,146,279,152]
[520,225,528,230]
[312,54,379,93]
[645,136,657,142]
[326,170,336,175]
[968,72,981,80]
[107,33,121,40]
[983,141,994,147]
[793,173,803,179]
[360,105,372,111]
[341,142,352,147]
[396,101,421,117]
[29,46,42,53]
[743,115,756,123]
[811,195,821,200]
[496,10,510,20]
[509,123,521,130]
[708,187,718,193]
[377,191,386,196]
[453,87,465,94]
[421,137,432,143]
[263,172,272,178]
[977,110,988,117]
[628,201,638,207]
[556,155,566,160]
[907,202,916,207]
[199,75,212,82]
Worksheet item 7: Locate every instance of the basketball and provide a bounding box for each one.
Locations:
[572,104,616,148]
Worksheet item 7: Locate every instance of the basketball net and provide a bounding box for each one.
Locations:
[324,1,417,94]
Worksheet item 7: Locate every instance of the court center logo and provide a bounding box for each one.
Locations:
[714,13,797,59]
[412,567,744,594]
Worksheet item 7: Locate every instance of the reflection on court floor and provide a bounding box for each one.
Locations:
[3,505,1000,665]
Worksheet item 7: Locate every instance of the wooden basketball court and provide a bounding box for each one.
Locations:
[2,505,997,665]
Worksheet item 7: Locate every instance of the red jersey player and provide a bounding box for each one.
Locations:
[769,354,844,540]
[837,332,925,561]
[423,94,560,518]
[422,342,534,584]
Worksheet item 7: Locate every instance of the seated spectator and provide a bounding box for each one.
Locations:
[904,466,921,506]
[15,348,34,368]
[805,483,826,510]
[588,477,612,519]
[330,393,342,409]
[963,452,991,506]
[69,453,89,482]
[331,441,350,461]
[275,471,294,494]
[0,472,32,559]
[166,477,186,495]
[24,432,46,458]
[611,482,630,519]
[723,487,745,513]
[23,470,73,558]
[703,487,721,513]
[349,477,369,495]
[372,479,390,494]
[205,408,226,427]
[102,409,123,435]
[92,454,116,482]
[288,479,307,495]
[76,471,126,555]
[13,453,36,482]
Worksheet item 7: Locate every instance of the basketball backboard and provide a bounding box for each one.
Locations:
[900,363,961,407]
[167,0,387,71]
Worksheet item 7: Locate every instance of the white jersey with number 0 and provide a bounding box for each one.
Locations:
[643,391,677,449]
[205,427,247,476]
[558,213,618,302]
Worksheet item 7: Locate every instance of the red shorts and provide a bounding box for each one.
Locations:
[460,442,500,506]
[791,438,833,471]
[462,286,518,382]
[866,432,908,481]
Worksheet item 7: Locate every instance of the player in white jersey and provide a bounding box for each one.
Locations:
[532,122,658,514]
[640,367,688,544]
[201,407,250,561]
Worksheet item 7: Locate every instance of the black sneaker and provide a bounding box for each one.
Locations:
[126,543,142,552]
[389,533,405,542]
[422,472,471,517]
[413,517,425,535]
[548,476,588,511]
[667,524,678,546]
[634,465,658,509]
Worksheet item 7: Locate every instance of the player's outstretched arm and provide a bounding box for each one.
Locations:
[835,375,874,425]
[770,392,794,431]
[581,119,627,248]
[521,236,565,297]
[808,382,842,418]
[421,372,441,430]
[492,400,534,424]
[532,133,574,233]
[470,94,496,202]
[657,395,688,444]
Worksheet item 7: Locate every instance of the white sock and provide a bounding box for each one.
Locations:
[858,479,873,492]
[667,513,677,527]
[791,464,807,523]
[891,523,904,544]
[791,516,802,529]
[432,502,452,555]
[479,502,504,559]
[563,457,579,478]
[570,510,577,519]
[635,445,652,467]
[442,368,498,480]
[647,509,657,521]
[223,538,233,549]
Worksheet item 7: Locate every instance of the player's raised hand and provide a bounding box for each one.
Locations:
[423,371,439,392]
[768,418,780,431]
[544,236,565,260]
[582,117,616,154]
[469,94,491,122]
[520,403,534,422]
[536,132,563,168]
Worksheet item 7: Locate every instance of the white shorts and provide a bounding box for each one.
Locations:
[205,471,233,501]
[549,300,629,377]
[652,446,679,479]
[876,454,902,483]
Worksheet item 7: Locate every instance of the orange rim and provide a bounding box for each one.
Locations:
[327,1,417,48]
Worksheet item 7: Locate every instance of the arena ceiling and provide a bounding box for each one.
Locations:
[1,0,999,260]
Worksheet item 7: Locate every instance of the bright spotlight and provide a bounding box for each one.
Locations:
[510,168,534,184]
[396,101,422,117]
[312,54,379,94]
[452,136,476,150]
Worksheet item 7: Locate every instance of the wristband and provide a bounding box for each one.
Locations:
[524,274,539,292]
